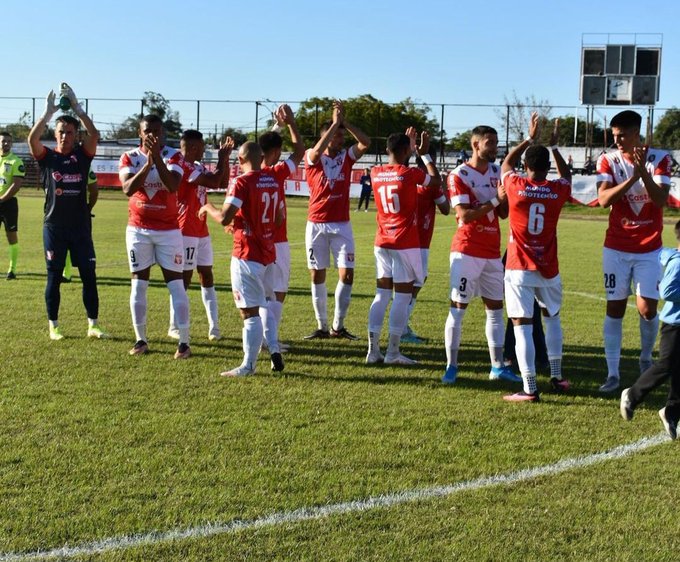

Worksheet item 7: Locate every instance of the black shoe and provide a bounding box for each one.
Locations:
[5,271,15,280]
[270,352,284,372]
[303,329,330,340]
[330,327,359,341]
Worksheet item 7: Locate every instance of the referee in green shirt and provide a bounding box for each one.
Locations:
[0,132,25,279]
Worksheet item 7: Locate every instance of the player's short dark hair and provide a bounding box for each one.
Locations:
[0,131,11,138]
[386,133,411,155]
[674,220,680,241]
[471,125,497,138]
[524,145,550,172]
[259,131,283,153]
[320,120,345,135]
[55,115,80,130]
[140,114,163,126]
[610,110,642,131]
[181,129,203,142]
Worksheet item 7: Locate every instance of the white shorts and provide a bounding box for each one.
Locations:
[449,252,504,303]
[126,226,183,273]
[269,241,291,293]
[602,247,661,301]
[230,257,269,309]
[504,270,562,318]
[305,221,355,270]
[182,235,214,271]
[415,248,430,287]
[374,246,424,285]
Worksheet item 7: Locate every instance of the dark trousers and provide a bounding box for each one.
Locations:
[358,189,371,210]
[629,322,680,421]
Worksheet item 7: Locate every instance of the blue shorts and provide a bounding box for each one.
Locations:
[43,224,96,271]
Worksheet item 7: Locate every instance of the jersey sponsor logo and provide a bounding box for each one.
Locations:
[620,217,654,227]
[18,164,24,173]
[55,188,63,196]
[625,192,650,203]
[51,171,83,184]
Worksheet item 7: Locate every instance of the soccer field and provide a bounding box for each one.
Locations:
[1,193,678,561]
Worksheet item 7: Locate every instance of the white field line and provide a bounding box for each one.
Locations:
[0,433,668,562]
[564,290,638,309]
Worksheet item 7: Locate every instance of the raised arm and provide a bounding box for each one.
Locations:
[409,128,441,188]
[308,100,344,164]
[28,91,59,158]
[634,147,669,207]
[548,118,571,182]
[280,104,305,166]
[147,135,181,193]
[344,120,371,160]
[199,201,239,227]
[502,111,539,176]
[64,84,99,156]
[196,137,234,189]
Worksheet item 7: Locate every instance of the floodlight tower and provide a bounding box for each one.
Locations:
[580,33,662,163]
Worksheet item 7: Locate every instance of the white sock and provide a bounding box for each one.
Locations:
[514,324,537,394]
[368,329,381,354]
[261,301,280,353]
[444,307,466,367]
[168,295,176,332]
[639,314,658,362]
[168,279,190,344]
[130,278,148,342]
[404,295,417,335]
[311,282,328,331]
[333,280,352,331]
[243,316,262,370]
[87,318,98,327]
[543,314,563,379]
[387,292,411,354]
[368,288,392,333]
[201,286,219,332]
[270,299,284,328]
[49,320,59,329]
[485,308,505,368]
[603,315,623,378]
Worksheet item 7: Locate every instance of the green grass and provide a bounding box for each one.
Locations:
[0,192,677,560]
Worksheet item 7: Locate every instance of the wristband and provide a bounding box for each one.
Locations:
[524,137,534,144]
[549,145,558,151]
[271,123,283,133]
[489,197,500,208]
[420,153,433,165]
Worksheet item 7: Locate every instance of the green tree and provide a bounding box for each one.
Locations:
[653,107,680,149]
[447,129,473,151]
[495,91,552,144]
[108,91,182,140]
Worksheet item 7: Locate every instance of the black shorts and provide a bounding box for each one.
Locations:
[43,224,96,272]
[0,197,18,232]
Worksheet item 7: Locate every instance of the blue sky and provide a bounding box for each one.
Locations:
[5,0,680,136]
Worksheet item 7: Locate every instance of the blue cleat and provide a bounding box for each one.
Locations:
[489,365,523,383]
[401,325,426,344]
[441,365,458,385]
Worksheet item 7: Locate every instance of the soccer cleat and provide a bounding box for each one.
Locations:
[384,352,417,365]
[6,271,16,280]
[503,391,540,402]
[639,358,653,374]
[599,376,620,393]
[49,326,64,341]
[261,340,290,353]
[550,377,571,393]
[221,365,255,377]
[400,326,426,344]
[129,340,149,355]
[87,325,109,339]
[659,407,677,440]
[489,365,523,383]
[620,388,634,421]
[61,276,72,283]
[330,327,359,341]
[441,365,458,385]
[270,352,284,372]
[303,329,330,340]
[365,349,385,364]
[174,343,191,360]
[208,328,222,341]
[167,327,180,340]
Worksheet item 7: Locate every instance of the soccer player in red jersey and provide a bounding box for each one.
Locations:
[258,104,305,364]
[304,100,371,341]
[400,151,450,344]
[167,131,233,342]
[366,127,441,365]
[442,125,521,385]
[498,113,572,402]
[200,142,283,376]
[119,115,191,359]
[596,110,672,393]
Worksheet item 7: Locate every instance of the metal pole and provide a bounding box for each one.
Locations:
[140,99,145,118]
[505,105,510,151]
[255,101,259,137]
[32,98,35,125]
[439,104,445,166]
[85,98,89,115]
[647,106,654,145]
[196,100,201,132]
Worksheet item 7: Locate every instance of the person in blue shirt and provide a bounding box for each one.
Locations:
[620,219,680,440]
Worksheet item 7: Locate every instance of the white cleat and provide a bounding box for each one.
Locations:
[221,365,255,377]
[208,328,222,341]
[365,350,385,364]
[384,352,418,365]
[167,327,180,340]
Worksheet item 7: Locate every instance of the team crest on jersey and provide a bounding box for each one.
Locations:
[70,155,78,163]
[460,169,468,176]
[490,177,499,188]
[52,171,63,182]
[347,253,355,263]
[3,163,10,172]
[649,154,656,163]
[174,254,183,265]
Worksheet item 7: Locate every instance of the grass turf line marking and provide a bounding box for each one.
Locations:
[565,290,637,309]
[0,433,668,562]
